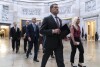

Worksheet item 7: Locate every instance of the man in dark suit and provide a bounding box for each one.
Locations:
[40,4,65,67]
[26,18,39,62]
[10,22,21,53]
[22,21,29,53]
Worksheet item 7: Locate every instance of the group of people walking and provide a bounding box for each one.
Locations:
[10,3,85,67]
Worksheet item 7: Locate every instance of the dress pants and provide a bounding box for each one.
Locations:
[12,38,19,51]
[41,45,65,67]
[24,38,28,53]
[42,36,54,56]
[18,39,20,48]
[26,37,39,60]
[70,38,84,63]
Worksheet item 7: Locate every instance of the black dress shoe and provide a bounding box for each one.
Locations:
[26,54,29,58]
[30,53,32,55]
[13,49,14,52]
[16,50,18,53]
[13,48,15,52]
[24,50,27,53]
[51,55,55,58]
[71,63,77,67]
[34,59,39,62]
[78,64,86,67]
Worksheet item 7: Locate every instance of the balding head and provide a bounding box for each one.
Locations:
[13,22,17,27]
[32,17,36,23]
[26,20,29,25]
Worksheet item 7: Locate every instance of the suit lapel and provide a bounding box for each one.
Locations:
[16,28,17,32]
[59,18,62,28]
[13,27,16,32]
[49,15,62,28]
[25,26,27,32]
[31,24,33,29]
[31,24,35,32]
[49,15,58,27]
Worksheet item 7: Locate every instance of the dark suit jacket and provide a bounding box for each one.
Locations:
[40,15,63,49]
[22,25,27,38]
[10,27,21,39]
[26,24,39,40]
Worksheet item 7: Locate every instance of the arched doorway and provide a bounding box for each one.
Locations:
[86,20,96,41]
[0,23,11,38]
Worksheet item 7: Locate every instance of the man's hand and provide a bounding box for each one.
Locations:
[22,37,25,39]
[40,34,43,37]
[24,33,26,37]
[10,37,12,39]
[73,41,79,46]
[52,29,61,34]
[28,37,31,41]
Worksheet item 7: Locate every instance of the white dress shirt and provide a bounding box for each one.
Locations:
[14,26,17,32]
[32,23,36,32]
[51,13,60,27]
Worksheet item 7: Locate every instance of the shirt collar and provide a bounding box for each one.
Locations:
[32,23,35,25]
[14,26,17,28]
[51,13,57,18]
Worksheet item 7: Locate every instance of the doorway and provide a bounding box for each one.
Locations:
[0,23,11,38]
[86,20,96,41]
[0,25,10,38]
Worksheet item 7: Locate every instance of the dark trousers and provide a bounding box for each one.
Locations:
[27,37,39,60]
[42,36,54,56]
[41,46,65,67]
[70,38,84,63]
[24,38,28,53]
[18,39,20,48]
[12,38,20,51]
[38,36,43,47]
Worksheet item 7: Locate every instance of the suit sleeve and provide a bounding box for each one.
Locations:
[18,28,21,38]
[26,25,30,38]
[10,28,12,37]
[37,26,39,38]
[22,26,24,37]
[40,17,52,36]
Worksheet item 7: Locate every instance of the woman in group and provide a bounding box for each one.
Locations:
[70,17,84,67]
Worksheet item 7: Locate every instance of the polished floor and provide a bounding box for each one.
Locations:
[0,38,100,67]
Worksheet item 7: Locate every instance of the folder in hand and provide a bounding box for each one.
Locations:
[60,24,70,39]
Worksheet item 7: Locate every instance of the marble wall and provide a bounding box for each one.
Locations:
[80,0,100,39]
[0,0,100,38]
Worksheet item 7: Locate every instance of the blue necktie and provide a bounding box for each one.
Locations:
[33,24,37,36]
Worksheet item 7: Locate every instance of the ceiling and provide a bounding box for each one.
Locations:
[19,0,65,2]
[20,0,61,1]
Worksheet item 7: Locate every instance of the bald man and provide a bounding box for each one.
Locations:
[26,18,39,62]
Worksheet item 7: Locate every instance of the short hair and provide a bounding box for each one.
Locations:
[26,20,29,22]
[13,22,17,24]
[50,3,58,10]
[32,17,36,20]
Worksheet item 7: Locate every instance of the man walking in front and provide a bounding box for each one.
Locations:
[40,4,65,67]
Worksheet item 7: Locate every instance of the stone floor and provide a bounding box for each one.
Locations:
[0,38,100,67]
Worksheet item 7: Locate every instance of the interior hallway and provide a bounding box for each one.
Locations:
[0,38,100,67]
